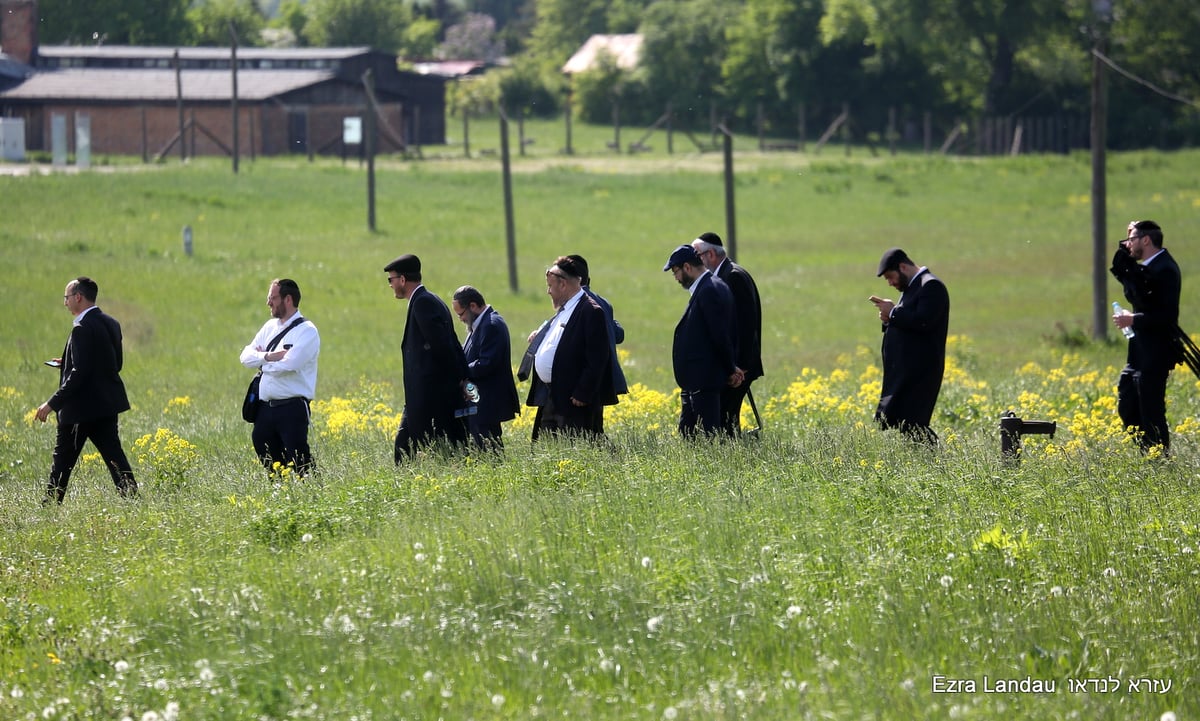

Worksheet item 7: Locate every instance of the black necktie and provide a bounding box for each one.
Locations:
[517,308,562,382]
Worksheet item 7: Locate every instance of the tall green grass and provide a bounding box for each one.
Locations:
[0,145,1197,719]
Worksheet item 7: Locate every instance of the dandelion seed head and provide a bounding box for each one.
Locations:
[641,556,652,569]
[647,615,663,633]
[940,575,954,588]
[491,694,505,708]
[114,660,129,673]
[663,707,678,720]
[786,605,802,619]
[301,533,313,544]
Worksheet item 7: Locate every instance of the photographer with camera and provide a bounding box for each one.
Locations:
[1110,220,1182,455]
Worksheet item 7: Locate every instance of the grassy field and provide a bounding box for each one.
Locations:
[0,139,1198,719]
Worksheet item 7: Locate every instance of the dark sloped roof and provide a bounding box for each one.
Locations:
[0,53,32,81]
[38,45,373,62]
[0,68,336,101]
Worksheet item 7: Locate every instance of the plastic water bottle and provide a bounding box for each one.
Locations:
[1112,302,1135,340]
[465,381,480,403]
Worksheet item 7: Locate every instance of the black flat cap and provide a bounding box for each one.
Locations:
[385,254,421,274]
[876,248,912,276]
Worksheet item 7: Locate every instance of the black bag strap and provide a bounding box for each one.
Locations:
[265,316,307,353]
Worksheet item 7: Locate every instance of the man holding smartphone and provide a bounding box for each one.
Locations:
[239,278,320,476]
[869,248,950,446]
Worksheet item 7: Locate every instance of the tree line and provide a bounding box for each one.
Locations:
[37,0,1200,149]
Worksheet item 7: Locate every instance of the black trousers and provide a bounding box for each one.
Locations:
[680,388,722,438]
[468,417,505,451]
[719,382,751,436]
[47,415,137,504]
[394,404,468,463]
[531,391,603,442]
[252,398,315,475]
[1118,365,1171,453]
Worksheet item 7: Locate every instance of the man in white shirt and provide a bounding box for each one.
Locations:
[239,278,320,475]
[525,256,618,440]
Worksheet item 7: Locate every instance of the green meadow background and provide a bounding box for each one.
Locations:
[1,129,1198,720]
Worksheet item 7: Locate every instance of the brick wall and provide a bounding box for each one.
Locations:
[0,0,37,66]
[22,102,407,158]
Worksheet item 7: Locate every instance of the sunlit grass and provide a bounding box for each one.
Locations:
[1,148,1198,719]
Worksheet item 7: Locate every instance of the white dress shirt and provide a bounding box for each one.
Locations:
[534,290,585,384]
[239,313,320,401]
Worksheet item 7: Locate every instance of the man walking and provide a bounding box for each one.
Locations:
[567,254,629,402]
[869,248,950,445]
[452,285,520,450]
[34,276,138,504]
[239,278,320,476]
[1110,220,1182,454]
[663,245,741,437]
[691,232,763,435]
[386,254,471,461]
[525,256,618,441]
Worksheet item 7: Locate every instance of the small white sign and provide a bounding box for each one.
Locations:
[343,117,362,145]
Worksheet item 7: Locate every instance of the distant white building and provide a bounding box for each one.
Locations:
[561,34,643,75]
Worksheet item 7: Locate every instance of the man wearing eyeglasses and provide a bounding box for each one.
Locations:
[34,276,138,504]
[451,285,520,450]
[525,256,618,440]
[386,254,472,462]
[1110,220,1182,455]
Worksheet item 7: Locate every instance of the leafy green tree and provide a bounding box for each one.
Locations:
[497,56,562,117]
[306,0,414,52]
[38,0,191,45]
[637,0,740,126]
[820,0,1067,114]
[188,0,266,46]
[272,0,310,46]
[522,0,653,81]
[402,16,442,59]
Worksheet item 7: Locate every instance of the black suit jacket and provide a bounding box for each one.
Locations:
[673,273,737,391]
[48,307,131,424]
[716,258,764,381]
[526,293,618,410]
[1117,248,1182,374]
[402,286,469,419]
[878,268,949,427]
[463,306,520,426]
[583,287,629,395]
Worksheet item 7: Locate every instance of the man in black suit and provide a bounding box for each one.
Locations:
[869,248,950,445]
[525,256,618,441]
[34,276,138,504]
[1110,220,1182,454]
[691,232,763,436]
[663,245,741,437]
[452,285,520,450]
[386,254,471,462]
[567,254,629,402]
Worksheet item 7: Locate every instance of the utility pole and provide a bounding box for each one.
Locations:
[229,21,239,174]
[1090,0,1113,340]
